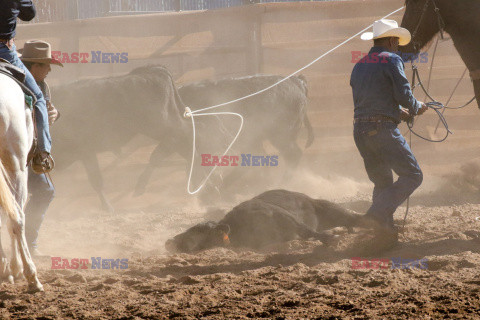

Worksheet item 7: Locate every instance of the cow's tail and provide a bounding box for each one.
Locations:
[304,114,314,149]
[164,70,189,115]
[173,80,187,112]
[295,74,314,149]
[0,160,19,223]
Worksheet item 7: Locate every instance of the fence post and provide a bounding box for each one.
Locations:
[67,0,79,20]
[101,0,110,16]
[174,0,181,11]
[246,8,263,74]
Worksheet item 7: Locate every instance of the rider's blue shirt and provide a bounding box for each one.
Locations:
[350,46,421,122]
[0,1,36,40]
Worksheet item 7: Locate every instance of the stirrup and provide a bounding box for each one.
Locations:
[31,152,55,174]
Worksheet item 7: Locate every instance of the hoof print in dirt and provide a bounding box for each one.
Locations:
[66,274,87,283]
[177,276,201,285]
[89,283,110,291]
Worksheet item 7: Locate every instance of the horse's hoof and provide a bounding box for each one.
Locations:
[27,282,44,293]
[7,275,14,284]
[133,186,145,197]
[101,202,115,214]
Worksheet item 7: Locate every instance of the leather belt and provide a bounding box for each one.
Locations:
[354,115,398,124]
[0,38,14,50]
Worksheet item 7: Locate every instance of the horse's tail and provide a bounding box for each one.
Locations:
[0,160,19,222]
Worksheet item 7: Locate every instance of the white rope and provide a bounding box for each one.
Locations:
[188,6,406,115]
[184,5,406,194]
[186,109,244,194]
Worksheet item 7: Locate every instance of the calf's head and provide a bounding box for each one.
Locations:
[165,221,231,253]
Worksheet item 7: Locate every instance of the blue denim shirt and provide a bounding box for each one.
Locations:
[350,46,421,122]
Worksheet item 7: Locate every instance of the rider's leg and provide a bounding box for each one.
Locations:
[0,43,53,172]
[8,44,51,154]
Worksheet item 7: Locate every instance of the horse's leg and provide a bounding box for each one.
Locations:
[8,169,43,292]
[134,142,174,196]
[0,218,14,284]
[82,153,113,213]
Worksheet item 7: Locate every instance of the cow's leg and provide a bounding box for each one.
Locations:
[82,153,113,213]
[210,140,268,201]
[8,170,43,292]
[134,142,175,196]
[474,79,480,109]
[269,135,302,183]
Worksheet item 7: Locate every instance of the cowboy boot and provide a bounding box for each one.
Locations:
[31,151,55,174]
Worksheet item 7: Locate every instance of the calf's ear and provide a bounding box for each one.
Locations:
[215,223,230,234]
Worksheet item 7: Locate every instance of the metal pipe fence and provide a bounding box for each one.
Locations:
[28,0,348,22]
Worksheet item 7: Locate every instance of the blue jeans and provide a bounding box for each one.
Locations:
[0,42,51,153]
[354,121,423,227]
[25,168,55,249]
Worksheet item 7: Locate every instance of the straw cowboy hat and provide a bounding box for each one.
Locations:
[18,40,63,67]
[361,19,411,46]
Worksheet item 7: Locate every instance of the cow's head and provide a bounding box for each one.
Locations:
[165,221,230,253]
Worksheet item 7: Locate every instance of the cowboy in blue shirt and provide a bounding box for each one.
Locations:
[19,40,63,257]
[350,19,428,244]
[0,0,54,173]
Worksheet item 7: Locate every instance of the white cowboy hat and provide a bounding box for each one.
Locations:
[361,19,411,46]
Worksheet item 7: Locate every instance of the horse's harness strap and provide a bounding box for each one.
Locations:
[470,69,480,82]
[411,0,446,50]
[430,0,445,39]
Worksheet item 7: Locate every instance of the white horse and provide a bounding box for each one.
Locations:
[0,72,43,292]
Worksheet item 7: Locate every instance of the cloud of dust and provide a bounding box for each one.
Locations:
[278,167,371,202]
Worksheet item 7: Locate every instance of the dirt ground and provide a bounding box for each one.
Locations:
[1,141,480,319]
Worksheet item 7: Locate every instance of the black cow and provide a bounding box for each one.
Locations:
[134,74,314,199]
[52,67,313,210]
[165,189,362,253]
[51,65,191,212]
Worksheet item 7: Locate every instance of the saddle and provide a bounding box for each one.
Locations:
[0,58,39,167]
[0,58,37,102]
[0,58,26,82]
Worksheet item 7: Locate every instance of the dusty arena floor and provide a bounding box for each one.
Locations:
[1,151,480,319]
[7,0,479,318]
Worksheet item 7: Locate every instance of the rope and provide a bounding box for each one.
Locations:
[401,47,473,231]
[402,129,413,236]
[183,6,407,194]
[185,109,244,194]
[188,7,408,116]
[423,35,439,102]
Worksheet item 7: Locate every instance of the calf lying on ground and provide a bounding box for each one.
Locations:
[165,189,362,253]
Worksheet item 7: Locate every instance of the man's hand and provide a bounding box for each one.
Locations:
[416,102,428,116]
[47,101,59,125]
[400,107,413,122]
